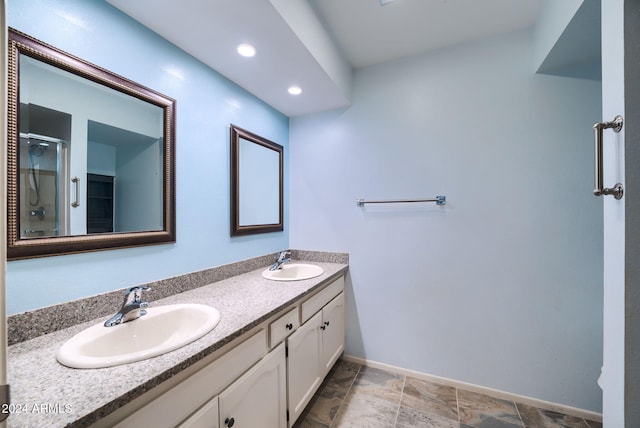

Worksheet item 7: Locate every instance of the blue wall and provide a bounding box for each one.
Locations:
[6,0,289,313]
[290,30,603,411]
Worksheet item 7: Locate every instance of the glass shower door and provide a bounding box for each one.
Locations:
[19,133,68,237]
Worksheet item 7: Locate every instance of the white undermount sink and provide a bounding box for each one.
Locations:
[56,303,221,369]
[261,263,324,281]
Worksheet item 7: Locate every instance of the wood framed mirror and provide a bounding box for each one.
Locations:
[230,125,283,236]
[7,28,176,259]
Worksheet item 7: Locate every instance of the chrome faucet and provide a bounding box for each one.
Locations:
[269,251,291,271]
[104,286,151,327]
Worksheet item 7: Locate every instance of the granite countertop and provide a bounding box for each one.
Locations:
[6,260,348,428]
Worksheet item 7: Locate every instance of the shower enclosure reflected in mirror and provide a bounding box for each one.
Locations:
[7,28,176,259]
[19,107,69,239]
[230,125,283,236]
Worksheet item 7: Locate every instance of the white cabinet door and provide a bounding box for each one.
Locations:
[179,397,219,428]
[286,311,323,425]
[218,343,286,428]
[321,293,345,376]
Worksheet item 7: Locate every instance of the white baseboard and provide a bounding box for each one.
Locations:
[341,354,602,423]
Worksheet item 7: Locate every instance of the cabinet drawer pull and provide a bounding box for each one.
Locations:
[286,323,293,330]
[225,417,235,427]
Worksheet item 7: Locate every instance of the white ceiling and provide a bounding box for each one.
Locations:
[309,0,544,68]
[107,0,544,117]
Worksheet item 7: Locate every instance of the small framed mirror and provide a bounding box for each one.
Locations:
[230,125,283,236]
[7,29,176,259]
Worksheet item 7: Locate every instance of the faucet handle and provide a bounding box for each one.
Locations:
[276,250,291,261]
[124,286,150,304]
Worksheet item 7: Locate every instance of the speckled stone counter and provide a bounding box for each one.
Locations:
[6,258,348,427]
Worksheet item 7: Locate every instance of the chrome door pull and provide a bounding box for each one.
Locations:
[593,115,624,199]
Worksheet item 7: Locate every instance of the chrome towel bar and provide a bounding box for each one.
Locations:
[357,196,446,207]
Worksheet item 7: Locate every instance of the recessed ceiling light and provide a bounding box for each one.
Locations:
[288,86,302,95]
[237,43,256,58]
[379,0,398,4]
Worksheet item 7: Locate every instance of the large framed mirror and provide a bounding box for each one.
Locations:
[230,125,283,236]
[7,28,176,259]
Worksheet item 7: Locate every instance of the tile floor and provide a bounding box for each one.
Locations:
[293,359,603,428]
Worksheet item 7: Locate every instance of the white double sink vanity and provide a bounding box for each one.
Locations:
[7,259,348,428]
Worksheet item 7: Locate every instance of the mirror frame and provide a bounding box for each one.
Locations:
[230,124,283,236]
[7,28,176,260]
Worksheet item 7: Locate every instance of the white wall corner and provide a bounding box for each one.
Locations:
[533,0,602,81]
[533,0,583,70]
[268,0,353,107]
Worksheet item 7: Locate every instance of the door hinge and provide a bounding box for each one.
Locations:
[285,346,288,358]
[0,384,10,423]
[286,409,289,421]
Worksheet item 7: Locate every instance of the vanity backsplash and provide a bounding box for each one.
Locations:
[8,250,348,345]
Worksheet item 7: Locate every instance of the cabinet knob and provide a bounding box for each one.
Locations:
[324,321,330,326]
[286,323,293,330]
[225,417,235,427]
[320,325,326,331]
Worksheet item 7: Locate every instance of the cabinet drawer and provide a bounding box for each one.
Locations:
[301,276,345,323]
[269,307,299,348]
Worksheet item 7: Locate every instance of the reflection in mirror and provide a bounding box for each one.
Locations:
[86,120,163,233]
[230,125,283,236]
[238,136,280,225]
[8,28,176,259]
